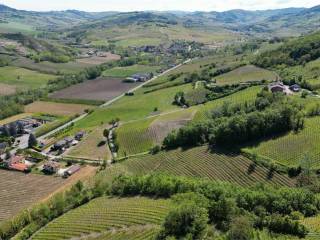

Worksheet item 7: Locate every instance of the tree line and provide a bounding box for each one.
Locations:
[165,89,305,149]
[111,173,316,239]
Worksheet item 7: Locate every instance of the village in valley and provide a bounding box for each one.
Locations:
[1,1,320,239]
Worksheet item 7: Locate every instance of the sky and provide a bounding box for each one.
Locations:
[1,0,320,12]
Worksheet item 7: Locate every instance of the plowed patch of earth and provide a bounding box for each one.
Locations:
[50,77,140,101]
[148,110,196,144]
[0,83,16,95]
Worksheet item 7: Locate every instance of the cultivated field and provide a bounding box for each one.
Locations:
[76,52,121,65]
[0,83,16,96]
[75,84,193,129]
[25,101,94,116]
[116,109,196,157]
[50,77,140,101]
[0,170,66,222]
[215,65,279,85]
[193,86,261,121]
[102,64,160,78]
[66,127,112,161]
[245,116,320,168]
[31,197,172,240]
[12,57,92,74]
[0,66,56,89]
[102,145,295,187]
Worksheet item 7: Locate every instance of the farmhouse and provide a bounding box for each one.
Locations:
[269,82,286,93]
[52,140,67,151]
[75,131,85,141]
[6,155,30,173]
[43,161,60,174]
[126,73,153,82]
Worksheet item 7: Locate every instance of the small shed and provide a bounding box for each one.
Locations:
[269,82,286,93]
[289,84,301,92]
[64,165,81,178]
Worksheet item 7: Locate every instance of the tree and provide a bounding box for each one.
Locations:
[227,216,253,240]
[157,202,208,240]
[28,134,38,148]
[9,123,17,137]
[103,129,110,139]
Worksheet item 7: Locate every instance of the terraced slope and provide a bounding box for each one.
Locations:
[103,146,295,187]
[245,116,320,168]
[31,197,172,240]
[215,65,279,85]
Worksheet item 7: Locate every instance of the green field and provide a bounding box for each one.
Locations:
[12,57,92,74]
[0,21,35,33]
[101,145,295,187]
[215,65,279,85]
[0,66,56,89]
[193,86,261,121]
[245,116,320,168]
[102,64,160,78]
[31,197,172,240]
[75,83,193,129]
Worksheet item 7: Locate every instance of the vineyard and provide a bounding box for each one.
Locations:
[102,145,295,187]
[301,215,320,239]
[193,86,261,121]
[215,65,278,85]
[31,197,172,240]
[245,116,320,168]
[116,109,195,157]
[0,170,66,222]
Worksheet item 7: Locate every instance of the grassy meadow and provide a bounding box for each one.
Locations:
[0,66,56,89]
[102,64,160,78]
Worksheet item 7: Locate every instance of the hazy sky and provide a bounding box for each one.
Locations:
[1,0,319,12]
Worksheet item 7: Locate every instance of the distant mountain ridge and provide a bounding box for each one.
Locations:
[0,3,319,37]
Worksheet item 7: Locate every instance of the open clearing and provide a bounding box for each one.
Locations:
[25,101,94,116]
[101,145,295,187]
[50,77,140,101]
[102,64,160,78]
[0,83,16,96]
[66,127,112,161]
[215,65,279,85]
[76,52,120,65]
[31,196,171,240]
[0,66,56,89]
[245,116,320,169]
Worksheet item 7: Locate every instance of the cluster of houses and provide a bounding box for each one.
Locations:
[268,82,301,94]
[0,151,81,178]
[0,155,31,173]
[125,73,153,83]
[43,161,81,178]
[51,131,85,154]
[0,117,45,136]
